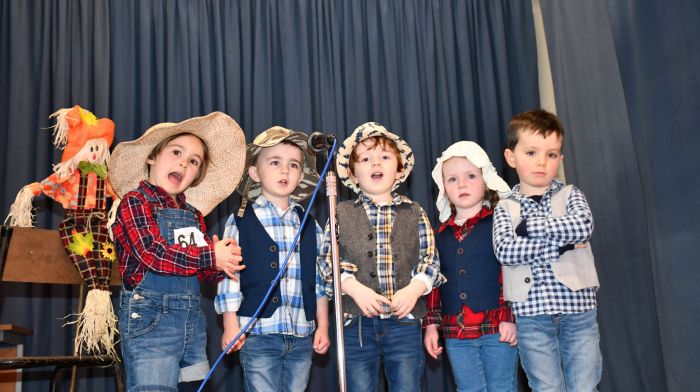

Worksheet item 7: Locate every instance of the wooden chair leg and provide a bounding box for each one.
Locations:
[111,360,125,392]
[50,366,69,392]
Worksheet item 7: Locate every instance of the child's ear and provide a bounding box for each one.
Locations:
[504,149,516,168]
[348,169,359,185]
[248,166,261,182]
[146,158,155,165]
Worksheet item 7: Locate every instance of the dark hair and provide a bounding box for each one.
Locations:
[148,132,210,186]
[506,109,565,151]
[348,136,403,175]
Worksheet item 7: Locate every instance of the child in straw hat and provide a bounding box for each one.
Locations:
[318,122,445,392]
[109,112,246,391]
[214,126,332,392]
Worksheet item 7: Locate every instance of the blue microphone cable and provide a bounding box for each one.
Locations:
[197,139,337,391]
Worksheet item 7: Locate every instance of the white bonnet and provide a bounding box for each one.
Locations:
[431,141,510,222]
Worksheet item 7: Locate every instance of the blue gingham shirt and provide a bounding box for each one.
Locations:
[214,196,328,337]
[493,179,597,316]
[318,192,446,317]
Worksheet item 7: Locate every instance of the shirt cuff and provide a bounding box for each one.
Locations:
[411,273,433,295]
[340,272,356,283]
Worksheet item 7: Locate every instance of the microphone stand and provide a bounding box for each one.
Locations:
[314,140,346,392]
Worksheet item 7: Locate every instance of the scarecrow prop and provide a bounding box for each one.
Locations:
[6,105,119,357]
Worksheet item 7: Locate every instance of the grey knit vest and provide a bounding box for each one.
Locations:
[336,199,427,319]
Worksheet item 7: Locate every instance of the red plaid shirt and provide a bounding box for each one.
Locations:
[112,181,220,290]
[424,207,514,339]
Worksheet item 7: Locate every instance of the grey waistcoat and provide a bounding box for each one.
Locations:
[336,199,427,319]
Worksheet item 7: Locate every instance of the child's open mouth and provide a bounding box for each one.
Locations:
[169,172,183,185]
[371,172,384,180]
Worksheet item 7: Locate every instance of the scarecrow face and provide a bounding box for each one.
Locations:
[72,139,110,165]
[147,134,205,199]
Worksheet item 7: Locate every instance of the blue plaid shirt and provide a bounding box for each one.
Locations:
[493,179,597,316]
[214,196,328,337]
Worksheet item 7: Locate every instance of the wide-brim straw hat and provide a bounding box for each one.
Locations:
[109,112,246,216]
[236,126,319,214]
[336,122,414,193]
[431,141,511,222]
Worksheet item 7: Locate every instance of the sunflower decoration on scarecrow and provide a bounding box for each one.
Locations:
[6,105,119,357]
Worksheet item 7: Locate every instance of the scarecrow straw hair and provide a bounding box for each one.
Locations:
[67,289,119,358]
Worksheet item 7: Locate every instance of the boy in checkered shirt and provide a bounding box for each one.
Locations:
[493,109,602,391]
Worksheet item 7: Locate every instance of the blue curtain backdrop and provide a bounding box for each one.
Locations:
[0,1,538,390]
[539,0,700,390]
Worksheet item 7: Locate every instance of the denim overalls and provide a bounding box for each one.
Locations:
[118,190,210,392]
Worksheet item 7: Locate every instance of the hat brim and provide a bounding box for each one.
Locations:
[108,112,246,216]
[236,127,320,202]
[336,122,414,193]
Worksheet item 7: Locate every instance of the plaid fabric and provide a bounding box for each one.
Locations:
[440,207,494,242]
[319,192,444,315]
[424,288,515,339]
[424,208,514,339]
[112,181,219,290]
[493,179,597,316]
[58,174,114,290]
[214,196,327,337]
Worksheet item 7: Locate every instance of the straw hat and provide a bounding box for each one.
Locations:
[336,122,414,193]
[431,141,511,222]
[236,126,319,215]
[109,112,246,216]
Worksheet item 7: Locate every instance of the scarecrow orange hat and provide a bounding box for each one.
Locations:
[51,105,115,163]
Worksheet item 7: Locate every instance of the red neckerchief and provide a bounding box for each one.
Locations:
[439,207,493,242]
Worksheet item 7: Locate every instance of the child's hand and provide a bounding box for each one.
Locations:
[424,324,443,359]
[343,279,391,318]
[213,235,245,279]
[221,325,246,354]
[499,321,517,346]
[313,324,331,354]
[391,280,426,319]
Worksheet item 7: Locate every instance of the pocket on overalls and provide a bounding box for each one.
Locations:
[126,291,163,339]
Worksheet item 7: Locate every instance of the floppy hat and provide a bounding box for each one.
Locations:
[236,126,319,216]
[431,141,511,222]
[336,122,414,193]
[109,112,246,216]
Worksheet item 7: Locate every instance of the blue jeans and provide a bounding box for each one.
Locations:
[118,273,209,391]
[343,316,424,392]
[239,334,313,392]
[516,309,602,392]
[445,333,518,392]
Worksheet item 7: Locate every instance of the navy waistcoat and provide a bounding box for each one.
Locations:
[236,204,317,321]
[437,216,501,314]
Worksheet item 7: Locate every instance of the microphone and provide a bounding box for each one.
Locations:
[307,131,336,152]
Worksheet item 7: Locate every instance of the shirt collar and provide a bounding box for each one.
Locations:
[439,206,492,233]
[355,191,412,207]
[141,180,187,208]
[510,178,564,202]
[253,194,302,217]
